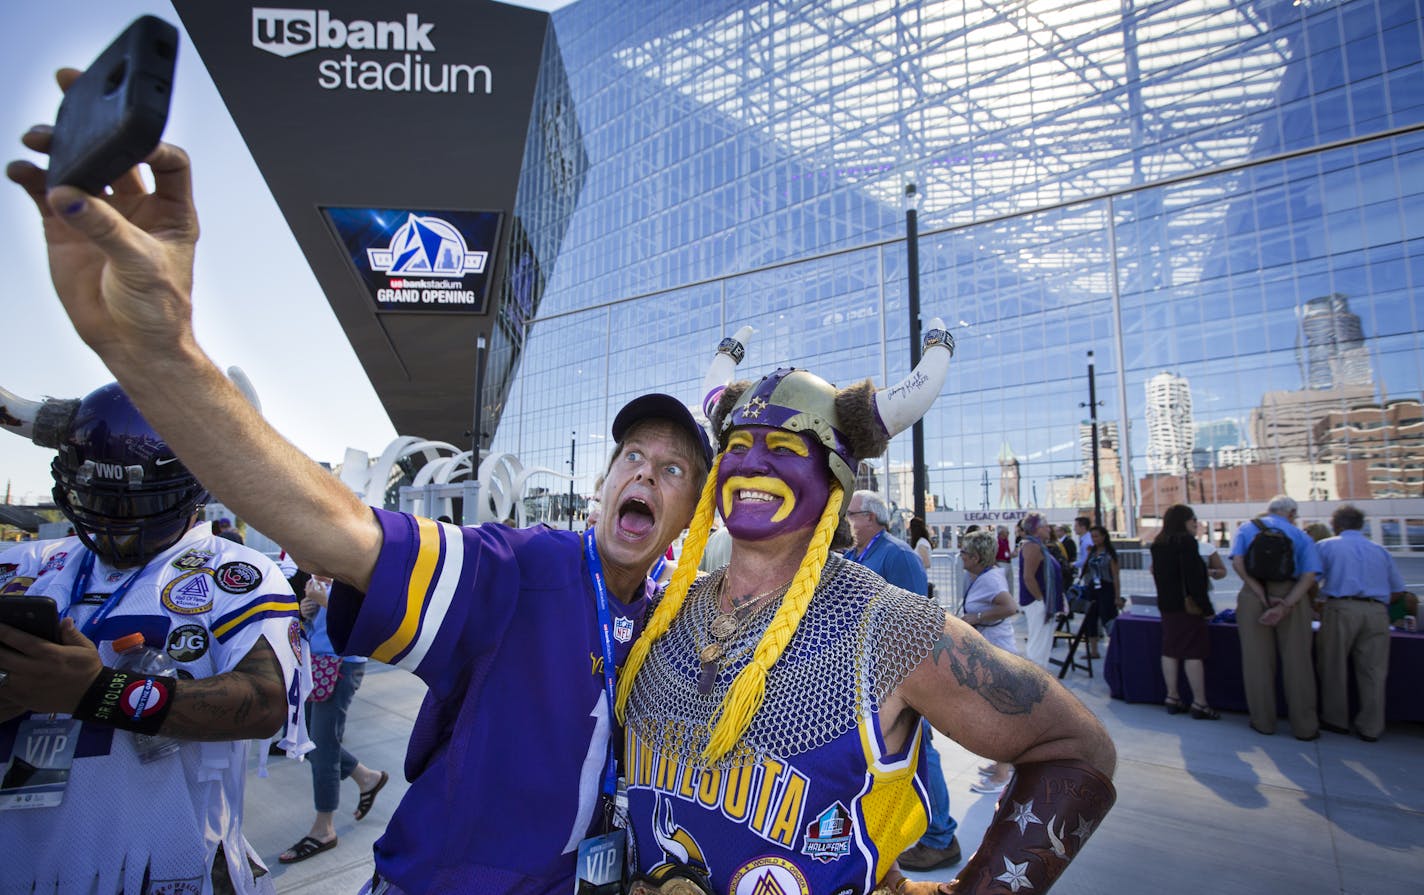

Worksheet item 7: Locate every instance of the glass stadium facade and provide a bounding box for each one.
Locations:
[486,0,1424,542]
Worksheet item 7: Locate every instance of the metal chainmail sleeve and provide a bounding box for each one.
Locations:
[625,553,945,769]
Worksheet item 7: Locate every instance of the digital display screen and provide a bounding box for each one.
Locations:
[321,206,503,313]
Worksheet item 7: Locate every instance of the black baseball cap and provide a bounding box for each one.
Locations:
[611,393,714,468]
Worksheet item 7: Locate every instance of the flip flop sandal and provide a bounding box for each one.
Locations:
[279,836,337,864]
[354,770,389,821]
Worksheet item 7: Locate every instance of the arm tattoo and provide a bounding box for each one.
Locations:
[933,631,1048,715]
[163,638,287,740]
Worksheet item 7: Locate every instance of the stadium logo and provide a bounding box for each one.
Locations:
[252,9,436,58]
[368,214,487,277]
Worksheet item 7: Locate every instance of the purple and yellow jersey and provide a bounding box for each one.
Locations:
[327,509,649,894]
[625,715,931,895]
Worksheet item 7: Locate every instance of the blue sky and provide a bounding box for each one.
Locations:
[0,0,567,504]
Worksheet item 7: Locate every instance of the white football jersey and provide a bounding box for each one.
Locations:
[0,524,313,895]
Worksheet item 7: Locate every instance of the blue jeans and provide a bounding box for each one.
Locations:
[308,659,365,813]
[918,720,958,847]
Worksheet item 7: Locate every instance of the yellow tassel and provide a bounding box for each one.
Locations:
[702,485,844,762]
[616,454,723,722]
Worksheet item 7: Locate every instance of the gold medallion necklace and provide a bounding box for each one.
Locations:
[696,573,791,695]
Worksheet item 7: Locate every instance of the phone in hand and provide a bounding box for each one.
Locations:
[0,596,61,642]
[45,15,179,194]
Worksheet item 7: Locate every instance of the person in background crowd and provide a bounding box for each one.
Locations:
[845,493,960,872]
[1057,524,1078,577]
[1080,525,1122,659]
[1229,495,1321,740]
[955,530,1020,795]
[909,516,934,574]
[1073,516,1094,575]
[214,516,244,544]
[279,575,390,864]
[1017,513,1061,669]
[1316,505,1406,742]
[1150,504,1224,720]
[996,524,1013,593]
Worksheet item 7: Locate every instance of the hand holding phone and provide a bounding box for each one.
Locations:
[46,15,179,194]
[0,596,61,643]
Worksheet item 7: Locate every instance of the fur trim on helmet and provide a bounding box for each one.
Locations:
[834,379,886,461]
[710,380,751,448]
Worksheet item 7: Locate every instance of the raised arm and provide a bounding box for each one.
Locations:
[6,72,378,586]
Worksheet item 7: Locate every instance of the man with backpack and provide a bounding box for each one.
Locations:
[1229,495,1322,740]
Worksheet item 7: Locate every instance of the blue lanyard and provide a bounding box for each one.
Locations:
[66,550,150,640]
[649,555,667,585]
[582,529,623,800]
[851,531,883,564]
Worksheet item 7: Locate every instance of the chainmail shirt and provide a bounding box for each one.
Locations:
[626,553,945,769]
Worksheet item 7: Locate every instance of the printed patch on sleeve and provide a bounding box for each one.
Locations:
[728,856,810,895]
[171,548,216,571]
[161,569,215,615]
[38,551,68,576]
[215,561,262,595]
[0,563,18,586]
[0,576,36,595]
[166,624,210,663]
[288,618,304,663]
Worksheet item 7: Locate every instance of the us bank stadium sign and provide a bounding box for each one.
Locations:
[252,8,493,94]
[322,207,503,313]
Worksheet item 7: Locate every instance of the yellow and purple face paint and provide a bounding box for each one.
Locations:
[716,427,830,541]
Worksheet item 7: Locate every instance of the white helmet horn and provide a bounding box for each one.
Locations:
[874,316,954,439]
[226,366,263,413]
[699,325,754,421]
[0,385,80,448]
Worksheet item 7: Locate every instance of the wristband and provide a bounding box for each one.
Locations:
[72,667,176,735]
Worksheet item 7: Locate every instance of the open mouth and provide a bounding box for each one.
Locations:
[617,496,656,538]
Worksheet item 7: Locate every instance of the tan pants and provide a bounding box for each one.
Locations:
[1318,599,1391,739]
[1236,582,1317,738]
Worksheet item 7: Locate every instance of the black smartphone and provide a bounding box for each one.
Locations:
[45,15,179,194]
[0,596,61,642]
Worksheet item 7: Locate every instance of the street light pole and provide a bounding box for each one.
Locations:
[1083,350,1104,526]
[906,183,927,521]
[471,334,487,461]
[568,431,577,531]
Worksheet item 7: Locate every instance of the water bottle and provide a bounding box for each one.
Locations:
[112,633,182,763]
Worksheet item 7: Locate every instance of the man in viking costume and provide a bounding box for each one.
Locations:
[615,327,1117,894]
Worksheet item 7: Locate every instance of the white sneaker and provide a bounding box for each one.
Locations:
[971,778,1009,795]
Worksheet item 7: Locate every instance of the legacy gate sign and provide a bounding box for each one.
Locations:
[172,0,551,443]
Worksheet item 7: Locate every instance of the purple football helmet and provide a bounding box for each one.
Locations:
[51,383,208,565]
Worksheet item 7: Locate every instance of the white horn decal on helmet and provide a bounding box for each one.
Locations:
[875,316,954,438]
[699,325,754,421]
[0,385,80,449]
[226,366,263,413]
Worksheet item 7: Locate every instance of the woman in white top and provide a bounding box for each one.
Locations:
[956,529,1020,794]
[908,517,934,572]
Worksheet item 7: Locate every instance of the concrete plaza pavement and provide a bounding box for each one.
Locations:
[244,653,1424,894]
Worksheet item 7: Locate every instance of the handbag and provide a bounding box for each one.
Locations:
[309,654,342,702]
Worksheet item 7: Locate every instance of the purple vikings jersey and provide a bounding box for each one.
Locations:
[327,509,649,894]
[625,709,931,894]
